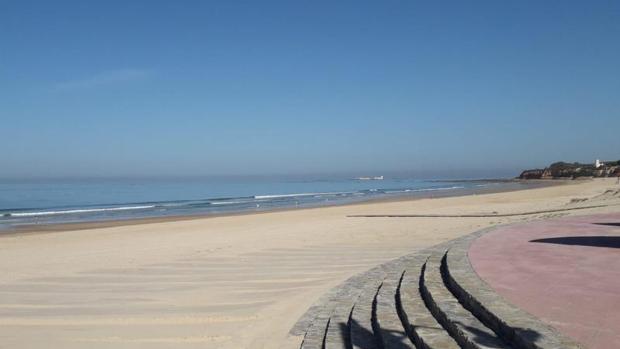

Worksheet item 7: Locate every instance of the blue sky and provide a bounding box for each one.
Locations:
[1,1,619,178]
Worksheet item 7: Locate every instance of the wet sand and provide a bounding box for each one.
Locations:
[2,179,555,235]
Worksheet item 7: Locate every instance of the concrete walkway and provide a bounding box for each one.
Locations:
[469,213,620,349]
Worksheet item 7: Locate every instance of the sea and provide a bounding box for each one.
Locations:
[0,176,540,231]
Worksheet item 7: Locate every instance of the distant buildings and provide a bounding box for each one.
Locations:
[595,159,604,168]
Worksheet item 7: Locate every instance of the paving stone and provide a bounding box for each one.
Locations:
[421,250,510,349]
[324,273,366,349]
[399,254,461,349]
[374,260,416,349]
[301,273,365,349]
[291,225,586,349]
[350,267,385,349]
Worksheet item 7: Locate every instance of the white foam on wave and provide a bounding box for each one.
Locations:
[411,185,465,192]
[209,200,250,206]
[1,185,472,220]
[254,192,349,200]
[6,205,156,217]
[383,186,466,194]
[384,189,412,194]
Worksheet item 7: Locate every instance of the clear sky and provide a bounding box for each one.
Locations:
[1,1,619,178]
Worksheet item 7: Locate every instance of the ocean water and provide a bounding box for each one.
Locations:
[0,176,533,230]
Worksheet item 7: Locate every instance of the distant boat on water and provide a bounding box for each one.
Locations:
[354,176,384,180]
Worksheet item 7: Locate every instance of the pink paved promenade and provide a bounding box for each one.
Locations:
[469,213,620,349]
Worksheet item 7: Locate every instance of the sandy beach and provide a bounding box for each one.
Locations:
[1,178,619,349]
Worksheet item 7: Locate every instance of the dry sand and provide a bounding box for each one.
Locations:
[1,178,619,349]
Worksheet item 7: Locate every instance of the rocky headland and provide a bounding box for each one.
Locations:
[520,160,620,179]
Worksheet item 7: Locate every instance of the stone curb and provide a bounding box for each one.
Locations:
[374,259,416,349]
[397,253,461,349]
[290,224,588,349]
[444,228,584,349]
[421,249,509,349]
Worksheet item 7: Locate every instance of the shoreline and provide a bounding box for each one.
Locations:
[0,178,618,348]
[1,179,564,236]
